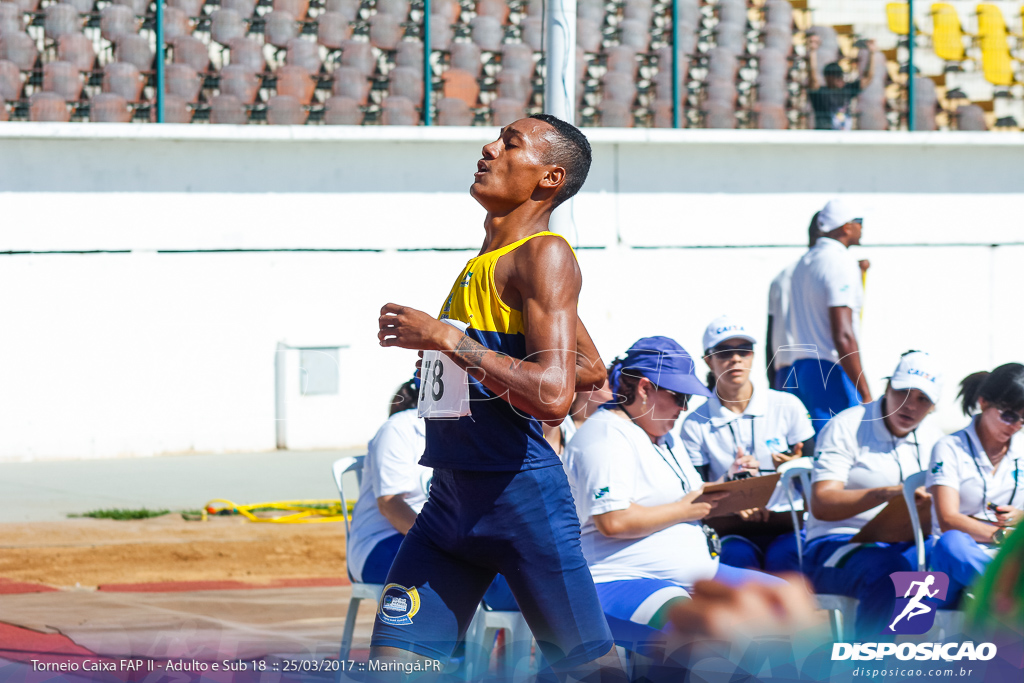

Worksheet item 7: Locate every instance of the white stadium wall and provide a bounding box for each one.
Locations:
[1,124,1022,461]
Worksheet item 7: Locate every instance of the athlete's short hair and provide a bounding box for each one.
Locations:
[529,114,592,209]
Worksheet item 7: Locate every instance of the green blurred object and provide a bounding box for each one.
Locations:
[69,508,172,520]
[966,526,1023,631]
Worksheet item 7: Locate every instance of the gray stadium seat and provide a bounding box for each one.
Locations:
[857,104,888,130]
[172,35,210,73]
[165,62,201,103]
[326,0,360,21]
[228,37,266,73]
[221,0,257,17]
[623,3,652,26]
[601,71,637,105]
[163,8,191,40]
[605,45,638,77]
[100,5,137,43]
[450,42,482,78]
[340,39,375,77]
[65,0,94,15]
[496,69,531,105]
[286,37,321,73]
[102,61,144,102]
[618,19,650,53]
[0,59,21,100]
[0,95,6,121]
[29,91,69,121]
[501,43,534,78]
[755,102,787,129]
[576,0,603,25]
[490,97,524,125]
[437,96,472,125]
[651,99,676,128]
[209,94,247,124]
[520,17,543,52]
[706,47,739,79]
[275,64,315,104]
[0,31,37,71]
[912,76,937,132]
[13,0,38,11]
[956,104,986,131]
[715,23,747,57]
[323,95,361,124]
[576,18,602,53]
[44,4,83,42]
[376,0,409,18]
[331,65,370,105]
[524,0,542,18]
[89,92,131,122]
[430,15,454,51]
[381,95,418,125]
[369,12,402,51]
[169,0,204,18]
[218,63,261,104]
[757,47,788,78]
[718,0,748,29]
[318,12,353,50]
[388,65,423,102]
[43,61,83,101]
[58,33,95,72]
[0,3,23,36]
[110,0,147,14]
[273,0,309,20]
[161,94,193,123]
[762,24,793,55]
[211,9,245,47]
[702,99,737,128]
[764,0,793,30]
[475,0,508,23]
[267,94,307,124]
[755,78,787,107]
[471,15,502,52]
[599,100,633,127]
[264,11,299,49]
[395,40,424,70]
[431,0,460,25]
[704,76,737,106]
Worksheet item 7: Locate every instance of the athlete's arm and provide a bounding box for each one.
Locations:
[931,484,1001,543]
[575,316,607,391]
[592,490,727,539]
[376,495,417,535]
[829,306,872,402]
[378,238,581,423]
[810,480,901,522]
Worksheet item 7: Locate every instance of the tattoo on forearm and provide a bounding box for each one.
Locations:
[452,334,513,372]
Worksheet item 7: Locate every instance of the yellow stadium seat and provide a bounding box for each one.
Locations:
[975,4,1016,85]
[975,4,1007,38]
[887,2,910,35]
[930,3,966,61]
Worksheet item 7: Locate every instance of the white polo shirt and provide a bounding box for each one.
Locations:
[768,261,797,365]
[347,409,430,583]
[927,418,1023,534]
[564,408,719,588]
[786,237,862,363]
[681,386,815,481]
[805,399,940,542]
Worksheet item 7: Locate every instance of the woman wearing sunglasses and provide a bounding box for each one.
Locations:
[564,337,782,632]
[928,363,1024,606]
[804,351,944,638]
[680,316,816,572]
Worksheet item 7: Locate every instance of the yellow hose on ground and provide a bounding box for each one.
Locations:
[201,499,356,523]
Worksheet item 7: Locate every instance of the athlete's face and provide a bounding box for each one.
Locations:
[471,119,565,213]
[883,386,934,437]
[704,339,754,396]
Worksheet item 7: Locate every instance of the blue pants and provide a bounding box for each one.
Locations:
[361,533,516,610]
[803,534,934,639]
[720,531,803,574]
[930,529,994,608]
[780,358,860,435]
[371,465,614,669]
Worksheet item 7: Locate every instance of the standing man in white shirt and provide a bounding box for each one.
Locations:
[767,211,820,390]
[785,198,871,434]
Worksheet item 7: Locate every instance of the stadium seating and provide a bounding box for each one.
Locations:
[0,1,1018,129]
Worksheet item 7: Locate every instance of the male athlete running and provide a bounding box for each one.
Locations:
[374,115,623,681]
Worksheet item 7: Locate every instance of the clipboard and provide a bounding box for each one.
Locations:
[706,511,800,538]
[850,494,932,544]
[694,473,781,518]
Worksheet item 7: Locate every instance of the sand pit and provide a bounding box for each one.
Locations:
[0,514,347,588]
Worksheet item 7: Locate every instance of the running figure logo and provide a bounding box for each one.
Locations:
[887,571,949,635]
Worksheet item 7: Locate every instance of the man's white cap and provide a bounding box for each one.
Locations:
[703,315,758,353]
[817,198,862,234]
[888,351,944,404]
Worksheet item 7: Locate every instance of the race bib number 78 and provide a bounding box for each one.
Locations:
[417,319,471,419]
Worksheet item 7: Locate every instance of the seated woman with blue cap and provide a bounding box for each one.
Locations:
[564,337,783,632]
[928,363,1023,606]
[803,351,944,638]
[681,315,816,573]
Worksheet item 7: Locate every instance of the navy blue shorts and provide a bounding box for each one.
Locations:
[370,464,614,669]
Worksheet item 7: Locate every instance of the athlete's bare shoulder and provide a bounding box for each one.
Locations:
[498,232,580,310]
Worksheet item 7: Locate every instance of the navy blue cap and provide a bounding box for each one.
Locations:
[610,336,713,399]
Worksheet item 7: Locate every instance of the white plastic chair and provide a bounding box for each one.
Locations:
[902,470,965,641]
[463,606,535,682]
[778,458,859,641]
[332,456,383,663]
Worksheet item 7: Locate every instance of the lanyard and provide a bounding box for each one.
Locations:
[888,432,921,484]
[964,429,1019,519]
[618,406,690,494]
[726,418,756,459]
